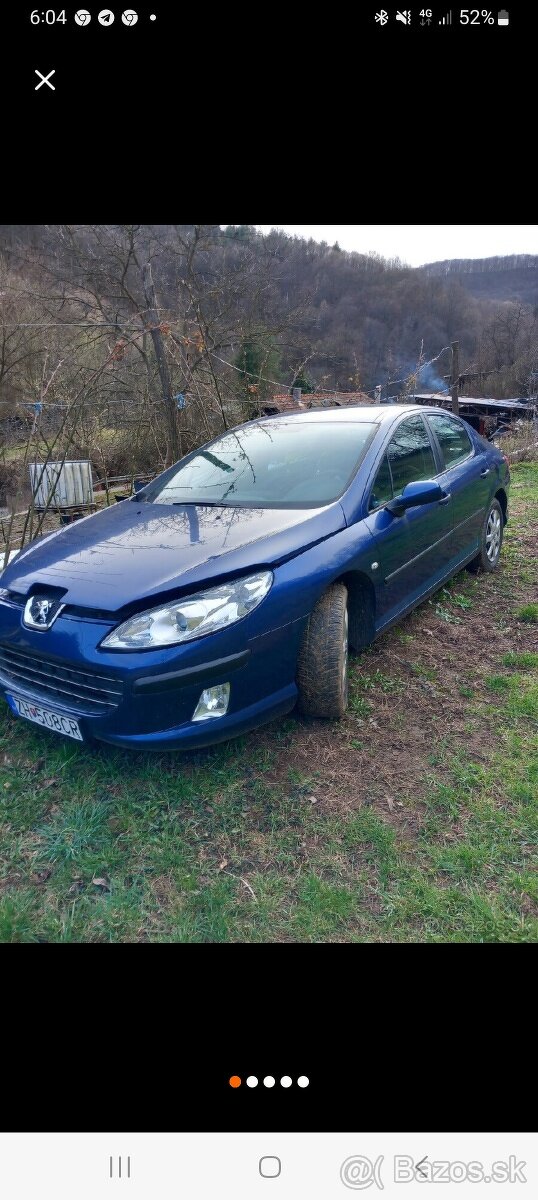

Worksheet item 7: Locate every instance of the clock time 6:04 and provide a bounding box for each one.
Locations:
[31,9,67,22]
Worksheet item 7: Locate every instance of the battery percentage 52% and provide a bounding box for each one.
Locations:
[460,9,495,21]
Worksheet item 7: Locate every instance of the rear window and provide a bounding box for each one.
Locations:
[427,413,473,468]
[386,414,437,494]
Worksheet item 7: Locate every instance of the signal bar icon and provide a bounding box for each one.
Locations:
[439,9,452,21]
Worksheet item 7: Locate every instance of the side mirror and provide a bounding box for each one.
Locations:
[386,479,444,515]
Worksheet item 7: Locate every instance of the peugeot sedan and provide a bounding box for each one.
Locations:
[0,406,509,750]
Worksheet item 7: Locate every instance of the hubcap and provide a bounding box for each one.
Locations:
[485,507,501,563]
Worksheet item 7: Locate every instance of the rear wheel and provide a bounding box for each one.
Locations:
[296,583,349,718]
[467,498,504,574]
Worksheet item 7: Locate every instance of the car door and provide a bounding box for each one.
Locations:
[424,412,492,563]
[364,413,453,627]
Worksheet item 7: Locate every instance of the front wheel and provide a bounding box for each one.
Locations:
[467,498,504,573]
[296,583,349,718]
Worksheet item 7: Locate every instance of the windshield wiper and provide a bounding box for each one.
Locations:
[171,500,236,507]
[198,451,234,473]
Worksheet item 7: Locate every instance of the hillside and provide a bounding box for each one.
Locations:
[1,228,537,414]
[421,255,538,305]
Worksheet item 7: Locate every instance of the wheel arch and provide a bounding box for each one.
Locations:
[334,570,376,651]
[495,487,508,525]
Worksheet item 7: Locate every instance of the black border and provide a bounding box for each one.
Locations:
[5,954,531,1133]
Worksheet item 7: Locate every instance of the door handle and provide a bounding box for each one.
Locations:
[438,492,451,505]
[480,468,490,477]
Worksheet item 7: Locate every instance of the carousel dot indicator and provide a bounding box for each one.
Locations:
[297,1075,309,1087]
[246,1076,258,1087]
[280,1076,292,1088]
[229,1075,242,1088]
[263,1075,276,1088]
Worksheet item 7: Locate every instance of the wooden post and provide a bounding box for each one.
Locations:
[142,262,179,467]
[451,341,460,416]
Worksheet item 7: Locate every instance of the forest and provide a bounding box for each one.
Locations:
[1,224,537,511]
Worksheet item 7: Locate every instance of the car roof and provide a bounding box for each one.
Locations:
[252,404,455,427]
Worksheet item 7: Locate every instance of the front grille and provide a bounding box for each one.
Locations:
[0,644,124,712]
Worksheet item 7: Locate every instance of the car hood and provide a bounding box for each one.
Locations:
[2,500,345,612]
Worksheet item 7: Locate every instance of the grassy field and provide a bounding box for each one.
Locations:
[1,463,537,942]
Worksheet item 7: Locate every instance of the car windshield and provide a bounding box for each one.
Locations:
[141,420,378,508]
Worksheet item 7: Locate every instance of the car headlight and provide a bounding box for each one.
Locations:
[101,570,273,650]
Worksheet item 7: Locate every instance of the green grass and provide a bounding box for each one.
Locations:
[434,604,462,624]
[1,461,538,943]
[411,664,438,681]
[439,585,474,611]
[485,675,511,693]
[517,604,538,624]
[348,695,372,718]
[502,652,538,670]
[351,669,405,694]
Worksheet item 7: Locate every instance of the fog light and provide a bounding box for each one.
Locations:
[192,682,230,722]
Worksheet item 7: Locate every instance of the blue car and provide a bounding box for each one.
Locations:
[0,405,509,751]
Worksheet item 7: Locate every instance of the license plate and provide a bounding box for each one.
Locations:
[6,693,83,741]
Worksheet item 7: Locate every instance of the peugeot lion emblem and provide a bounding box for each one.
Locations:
[23,595,65,631]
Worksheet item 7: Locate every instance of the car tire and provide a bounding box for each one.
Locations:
[296,583,349,719]
[467,498,504,574]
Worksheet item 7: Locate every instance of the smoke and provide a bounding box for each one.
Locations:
[382,356,450,398]
[417,361,449,394]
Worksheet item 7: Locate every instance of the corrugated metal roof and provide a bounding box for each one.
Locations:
[414,394,531,411]
[262,391,372,413]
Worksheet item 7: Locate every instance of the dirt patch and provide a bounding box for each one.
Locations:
[250,507,538,840]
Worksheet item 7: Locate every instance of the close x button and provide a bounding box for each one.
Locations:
[34,69,56,90]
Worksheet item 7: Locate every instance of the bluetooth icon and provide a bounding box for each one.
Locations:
[375,9,389,23]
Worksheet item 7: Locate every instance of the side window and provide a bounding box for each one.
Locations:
[386,415,437,495]
[427,413,473,469]
[368,455,393,511]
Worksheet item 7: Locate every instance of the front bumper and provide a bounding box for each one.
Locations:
[94,683,297,750]
[0,596,304,750]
